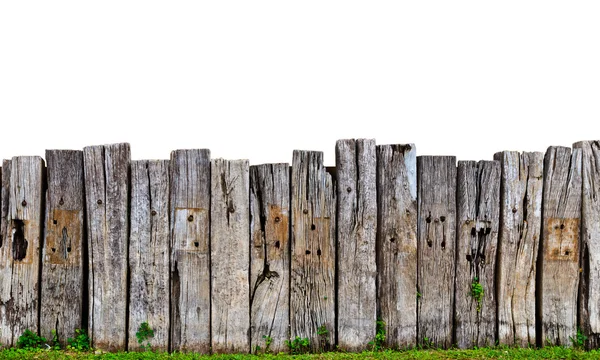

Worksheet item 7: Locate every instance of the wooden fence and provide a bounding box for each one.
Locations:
[0,139,598,352]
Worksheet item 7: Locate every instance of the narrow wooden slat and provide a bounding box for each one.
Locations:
[454,160,500,348]
[376,144,417,348]
[40,150,85,345]
[540,146,582,346]
[249,164,290,354]
[291,150,336,352]
[83,143,130,351]
[336,139,377,351]
[128,160,170,351]
[0,157,44,346]
[211,159,250,353]
[416,156,456,349]
[169,149,211,353]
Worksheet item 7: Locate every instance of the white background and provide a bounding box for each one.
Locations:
[1,1,599,165]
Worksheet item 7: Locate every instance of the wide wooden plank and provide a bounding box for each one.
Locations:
[494,151,543,347]
[291,150,336,352]
[0,157,44,347]
[417,156,456,349]
[336,139,377,351]
[83,143,130,351]
[376,144,417,348]
[211,159,250,353]
[540,146,582,346]
[128,160,170,351]
[455,161,500,348]
[249,164,290,354]
[169,149,211,353]
[40,150,85,346]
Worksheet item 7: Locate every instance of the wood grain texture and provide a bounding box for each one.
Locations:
[540,146,582,346]
[416,156,456,349]
[336,139,377,351]
[0,157,44,347]
[249,164,290,354]
[454,161,500,348]
[40,150,85,346]
[494,151,543,347]
[169,149,211,353]
[211,159,250,354]
[376,144,417,348]
[83,143,130,351]
[128,160,170,351]
[291,150,336,352]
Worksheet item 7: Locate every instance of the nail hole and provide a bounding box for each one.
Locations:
[441,241,446,249]
[485,227,491,235]
[51,248,56,253]
[66,247,71,253]
[471,228,476,236]
[275,241,280,248]
[565,250,570,256]
[389,238,395,243]
[194,242,199,247]
[427,240,432,248]
[440,216,446,222]
[59,198,64,206]
[426,215,431,224]
[466,254,472,261]
[560,224,565,230]
[311,224,316,231]
[53,220,57,225]
[305,250,311,255]
[188,215,194,222]
[480,254,486,261]
[303,209,308,214]
[317,249,321,256]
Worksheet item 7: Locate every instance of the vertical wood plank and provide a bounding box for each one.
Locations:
[540,146,582,346]
[128,160,170,351]
[336,139,377,351]
[376,144,417,348]
[249,164,290,354]
[0,157,44,346]
[211,159,250,353]
[417,156,456,349]
[291,150,336,352]
[40,150,85,345]
[83,143,130,351]
[454,161,500,348]
[169,149,211,353]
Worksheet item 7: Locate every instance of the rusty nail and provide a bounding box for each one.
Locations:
[466,220,471,225]
[274,217,281,223]
[303,209,308,214]
[151,210,157,216]
[21,200,27,207]
[188,215,194,222]
[229,206,235,213]
[434,218,439,223]
[97,199,103,205]
[346,187,352,193]
[512,207,517,213]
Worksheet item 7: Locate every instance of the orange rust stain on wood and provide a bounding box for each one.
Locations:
[544,218,579,262]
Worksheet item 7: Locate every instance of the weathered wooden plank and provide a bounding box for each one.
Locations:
[169,149,211,353]
[573,141,600,349]
[416,156,456,349]
[540,146,582,346]
[40,150,85,346]
[494,151,543,347]
[128,160,170,351]
[291,150,336,352]
[249,164,290,354]
[83,143,130,351]
[336,139,377,351]
[0,157,44,347]
[454,160,500,348]
[376,144,417,348]
[211,159,250,353]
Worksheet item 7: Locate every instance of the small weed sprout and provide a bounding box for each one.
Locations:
[317,324,329,352]
[67,329,91,352]
[17,329,46,350]
[285,336,310,354]
[471,277,484,312]
[368,318,386,351]
[570,328,588,349]
[136,322,155,351]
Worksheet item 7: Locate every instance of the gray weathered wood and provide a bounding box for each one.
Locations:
[249,164,290,354]
[454,161,500,348]
[128,160,170,351]
[494,151,543,347]
[40,150,85,346]
[336,139,377,351]
[376,144,417,348]
[169,149,211,353]
[0,157,44,347]
[291,150,336,352]
[540,146,582,346]
[83,143,130,351]
[417,156,456,349]
[211,159,250,353]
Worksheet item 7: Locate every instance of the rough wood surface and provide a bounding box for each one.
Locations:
[249,164,290,354]
[128,160,170,351]
[169,149,211,353]
[376,144,417,348]
[494,151,543,347]
[0,157,44,347]
[83,143,130,351]
[573,141,600,349]
[416,156,456,349]
[540,146,582,346]
[291,150,336,352]
[40,150,85,346]
[211,159,250,353]
[454,161,500,348]
[336,139,377,351]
